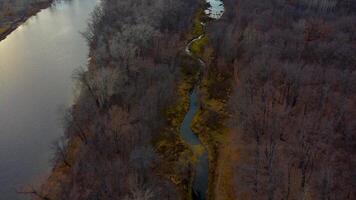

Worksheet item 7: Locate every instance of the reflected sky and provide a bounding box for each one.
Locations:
[0,0,97,199]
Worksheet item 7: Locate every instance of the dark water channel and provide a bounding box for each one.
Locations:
[180,0,224,199]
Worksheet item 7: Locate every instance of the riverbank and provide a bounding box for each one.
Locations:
[0,0,53,41]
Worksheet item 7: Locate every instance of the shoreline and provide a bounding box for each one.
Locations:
[0,0,53,42]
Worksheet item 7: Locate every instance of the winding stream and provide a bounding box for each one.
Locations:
[0,0,98,199]
[180,0,224,199]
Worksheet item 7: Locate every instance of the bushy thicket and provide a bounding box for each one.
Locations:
[209,0,356,199]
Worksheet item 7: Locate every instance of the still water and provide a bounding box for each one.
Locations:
[0,0,97,199]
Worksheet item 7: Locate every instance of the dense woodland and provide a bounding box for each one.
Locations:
[207,0,356,199]
[20,0,355,199]
[37,0,198,199]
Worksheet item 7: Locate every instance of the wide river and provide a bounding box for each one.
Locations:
[0,0,98,199]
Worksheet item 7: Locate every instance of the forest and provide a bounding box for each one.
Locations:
[10,0,354,199]
[206,0,356,199]
[34,0,200,199]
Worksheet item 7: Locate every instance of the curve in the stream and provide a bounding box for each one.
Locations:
[179,0,224,199]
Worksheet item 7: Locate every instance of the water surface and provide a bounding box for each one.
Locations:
[0,0,97,199]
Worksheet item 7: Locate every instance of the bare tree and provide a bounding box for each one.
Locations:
[73,66,119,109]
[51,136,71,167]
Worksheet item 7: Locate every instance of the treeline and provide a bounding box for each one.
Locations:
[0,0,52,40]
[208,0,356,199]
[38,0,197,199]
[0,0,49,15]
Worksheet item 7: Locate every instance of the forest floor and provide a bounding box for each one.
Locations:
[0,0,52,41]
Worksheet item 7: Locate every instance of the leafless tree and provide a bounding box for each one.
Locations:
[51,136,71,167]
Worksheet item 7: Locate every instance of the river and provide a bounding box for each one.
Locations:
[181,0,224,199]
[0,0,98,199]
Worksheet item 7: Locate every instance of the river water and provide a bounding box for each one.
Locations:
[180,0,224,199]
[0,0,97,199]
